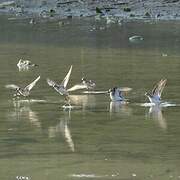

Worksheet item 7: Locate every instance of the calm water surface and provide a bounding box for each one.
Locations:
[0,16,180,180]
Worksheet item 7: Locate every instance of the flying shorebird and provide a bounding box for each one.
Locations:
[145,79,167,104]
[67,77,95,92]
[47,65,72,96]
[108,87,132,102]
[5,76,41,97]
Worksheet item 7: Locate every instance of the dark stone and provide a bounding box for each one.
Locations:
[164,0,179,3]
[144,12,151,17]
[130,13,135,17]
[67,15,72,19]
[96,7,103,14]
[123,7,131,12]
[105,9,110,12]
[50,9,55,13]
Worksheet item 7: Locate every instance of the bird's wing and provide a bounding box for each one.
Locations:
[158,79,167,97]
[25,76,40,91]
[117,87,132,92]
[61,65,72,88]
[17,59,23,67]
[5,84,20,90]
[67,84,87,92]
[82,90,108,94]
[152,79,167,97]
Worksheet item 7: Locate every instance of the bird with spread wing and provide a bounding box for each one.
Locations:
[67,77,95,92]
[145,79,167,104]
[47,65,72,96]
[5,76,41,97]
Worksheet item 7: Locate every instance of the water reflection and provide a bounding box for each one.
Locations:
[48,110,75,152]
[7,99,41,128]
[1,18,180,179]
[109,101,132,116]
[69,94,96,110]
[147,105,167,130]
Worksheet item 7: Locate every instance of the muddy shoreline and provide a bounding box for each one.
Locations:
[0,0,180,22]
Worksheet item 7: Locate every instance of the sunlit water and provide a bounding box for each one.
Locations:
[0,15,180,180]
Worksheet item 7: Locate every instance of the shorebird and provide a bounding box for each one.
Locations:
[17,59,38,70]
[47,65,72,96]
[145,79,167,104]
[108,87,132,102]
[67,77,96,92]
[5,76,40,97]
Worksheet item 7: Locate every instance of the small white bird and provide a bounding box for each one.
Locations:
[145,79,167,104]
[17,59,38,71]
[47,65,72,96]
[5,76,41,97]
[108,87,132,102]
[67,77,96,92]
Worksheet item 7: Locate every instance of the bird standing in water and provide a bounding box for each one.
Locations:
[108,87,132,102]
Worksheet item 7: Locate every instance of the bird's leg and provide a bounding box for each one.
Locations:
[64,96,71,107]
[13,89,19,98]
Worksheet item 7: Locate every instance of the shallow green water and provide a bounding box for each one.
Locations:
[0,16,180,180]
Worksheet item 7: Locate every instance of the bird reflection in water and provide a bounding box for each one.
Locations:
[109,101,132,117]
[8,99,41,128]
[68,94,96,110]
[48,109,75,152]
[147,105,167,130]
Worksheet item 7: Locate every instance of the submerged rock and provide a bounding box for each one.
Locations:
[123,7,131,12]
[129,35,144,42]
[144,12,151,18]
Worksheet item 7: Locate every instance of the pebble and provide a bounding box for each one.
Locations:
[16,176,30,180]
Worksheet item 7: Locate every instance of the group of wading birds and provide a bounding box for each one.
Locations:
[5,59,167,108]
